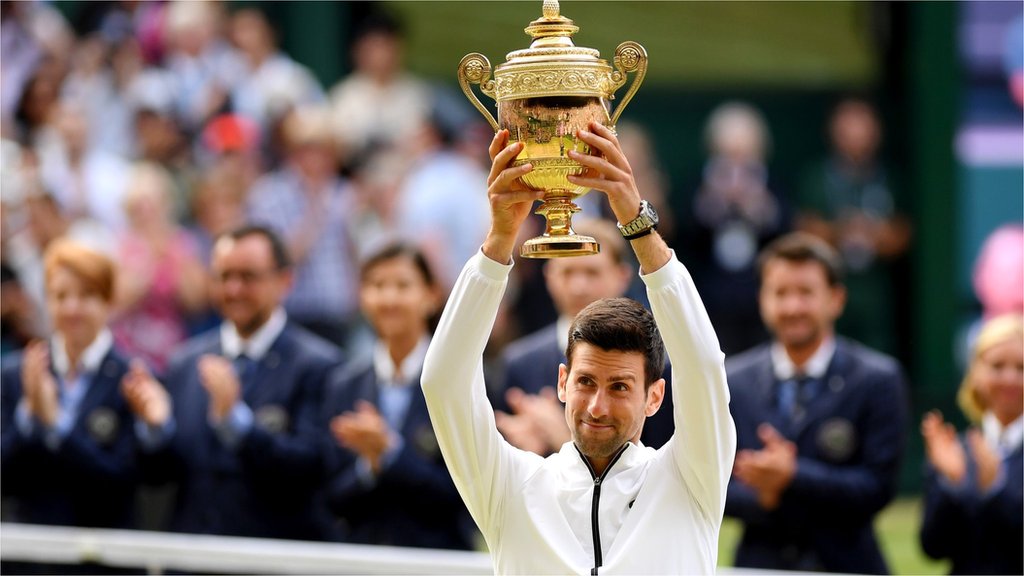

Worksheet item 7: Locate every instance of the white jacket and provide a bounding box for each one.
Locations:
[422,251,736,575]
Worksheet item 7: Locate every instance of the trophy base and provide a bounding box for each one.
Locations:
[520,234,600,259]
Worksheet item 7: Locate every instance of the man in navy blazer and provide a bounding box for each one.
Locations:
[126,225,343,540]
[724,232,908,574]
[496,219,675,453]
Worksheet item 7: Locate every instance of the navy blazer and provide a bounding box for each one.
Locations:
[724,338,908,574]
[148,323,342,540]
[323,354,472,550]
[920,437,1023,575]
[1,347,137,528]
[498,322,676,450]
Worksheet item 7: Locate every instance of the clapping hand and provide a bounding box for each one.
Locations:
[121,359,171,427]
[733,424,797,511]
[331,400,394,473]
[198,355,241,422]
[21,341,60,427]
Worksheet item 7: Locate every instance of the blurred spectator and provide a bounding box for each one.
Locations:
[689,101,788,355]
[920,314,1023,575]
[796,97,911,357]
[346,146,408,257]
[494,219,675,454]
[162,0,243,134]
[247,106,360,347]
[60,33,136,158]
[393,109,490,290]
[36,101,131,231]
[725,232,908,573]
[228,8,325,135]
[190,160,250,263]
[1,240,139,530]
[129,70,198,222]
[324,241,471,549]
[329,12,431,158]
[111,163,208,376]
[1,0,73,138]
[12,56,65,147]
[125,225,343,539]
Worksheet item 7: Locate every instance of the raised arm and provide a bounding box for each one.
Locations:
[421,131,545,540]
[570,123,736,518]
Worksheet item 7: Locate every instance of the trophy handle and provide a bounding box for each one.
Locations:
[609,41,648,126]
[458,53,500,132]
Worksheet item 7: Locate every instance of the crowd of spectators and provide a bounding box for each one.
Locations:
[0,1,1020,574]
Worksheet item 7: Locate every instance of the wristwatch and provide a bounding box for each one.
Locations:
[617,200,660,240]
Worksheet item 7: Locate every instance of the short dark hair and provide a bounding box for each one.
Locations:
[359,240,437,288]
[218,224,292,270]
[566,297,665,390]
[756,232,844,286]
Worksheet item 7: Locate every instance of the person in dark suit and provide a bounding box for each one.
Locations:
[495,219,675,453]
[323,241,470,549]
[724,232,908,574]
[920,313,1023,575]
[1,240,138,530]
[123,225,343,540]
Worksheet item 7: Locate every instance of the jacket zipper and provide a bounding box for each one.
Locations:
[577,443,629,576]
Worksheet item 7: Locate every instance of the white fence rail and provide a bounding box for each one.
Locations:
[0,523,492,574]
[0,522,818,575]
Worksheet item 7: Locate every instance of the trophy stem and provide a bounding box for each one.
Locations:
[520,194,600,258]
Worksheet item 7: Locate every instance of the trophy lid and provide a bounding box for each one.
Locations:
[493,0,616,101]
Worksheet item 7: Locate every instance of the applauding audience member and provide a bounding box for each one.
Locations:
[324,241,471,549]
[920,314,1023,575]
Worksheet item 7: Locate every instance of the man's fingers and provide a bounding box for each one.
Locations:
[487,141,525,185]
[488,129,510,161]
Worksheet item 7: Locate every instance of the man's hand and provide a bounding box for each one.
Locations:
[198,355,241,422]
[21,341,60,427]
[733,424,797,511]
[568,122,671,273]
[921,411,966,485]
[481,129,544,264]
[331,401,394,473]
[496,386,570,454]
[121,359,171,426]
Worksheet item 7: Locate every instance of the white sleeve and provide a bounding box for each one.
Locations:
[642,253,736,520]
[421,251,540,542]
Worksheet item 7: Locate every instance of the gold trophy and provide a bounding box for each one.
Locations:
[458,0,647,257]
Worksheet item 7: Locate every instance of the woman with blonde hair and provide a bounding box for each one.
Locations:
[920,313,1023,574]
[0,239,151,530]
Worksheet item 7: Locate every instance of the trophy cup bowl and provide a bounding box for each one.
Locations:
[458,0,647,258]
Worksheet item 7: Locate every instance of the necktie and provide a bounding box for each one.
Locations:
[778,375,817,422]
[233,354,257,391]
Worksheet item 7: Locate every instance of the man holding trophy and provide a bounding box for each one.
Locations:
[422,117,736,572]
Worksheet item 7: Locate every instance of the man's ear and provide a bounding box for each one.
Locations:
[645,378,666,417]
[557,363,569,403]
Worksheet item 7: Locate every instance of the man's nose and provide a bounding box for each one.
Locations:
[588,388,610,419]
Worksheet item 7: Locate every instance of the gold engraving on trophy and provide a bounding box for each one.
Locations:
[457,0,647,258]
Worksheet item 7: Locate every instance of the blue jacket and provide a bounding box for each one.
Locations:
[920,436,1023,575]
[724,338,908,574]
[147,324,342,540]
[498,322,675,449]
[1,348,136,528]
[323,354,472,549]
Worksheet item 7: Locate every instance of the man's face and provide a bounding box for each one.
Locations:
[759,259,845,351]
[557,343,664,460]
[545,252,630,319]
[210,235,291,337]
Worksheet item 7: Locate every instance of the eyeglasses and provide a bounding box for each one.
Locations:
[214,269,281,285]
